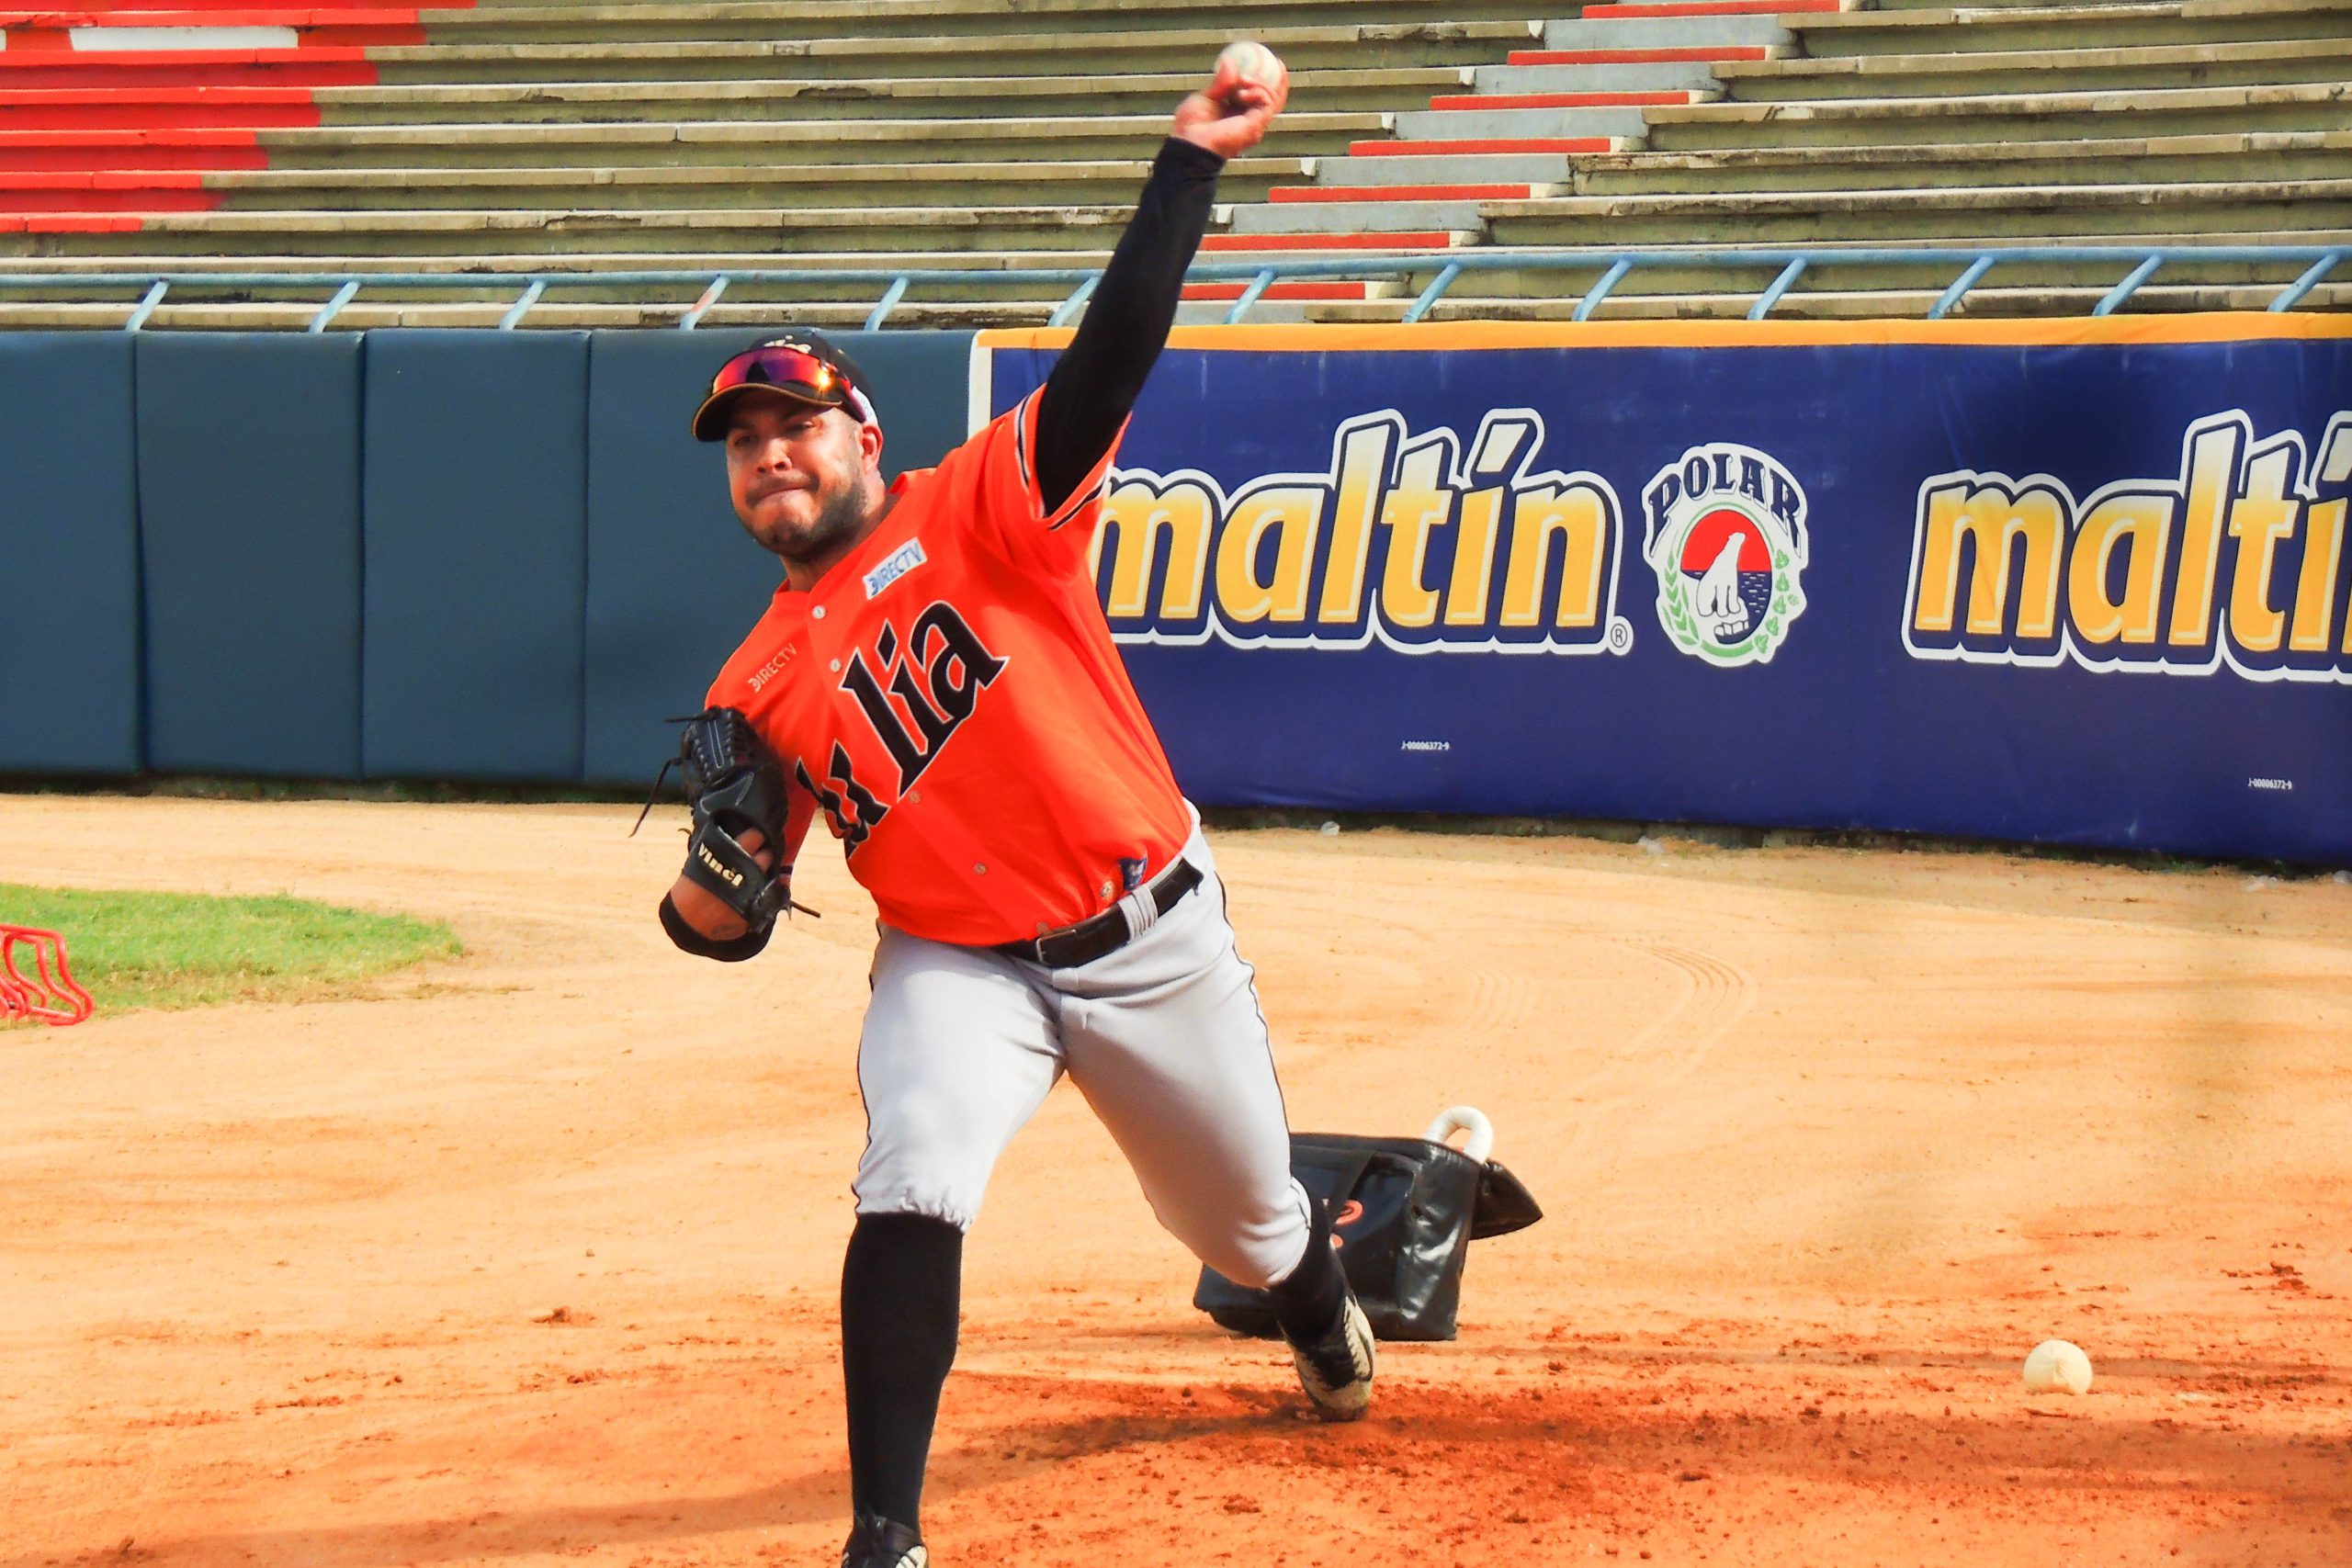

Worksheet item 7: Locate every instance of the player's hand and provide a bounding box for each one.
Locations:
[1173,51,1288,160]
[668,828,777,941]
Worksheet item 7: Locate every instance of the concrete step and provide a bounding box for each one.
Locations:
[1310,152,1592,186]
[299,67,1473,124]
[182,111,1385,168]
[1264,180,1560,202]
[1298,277,2352,322]
[1227,195,1494,233]
[0,246,1120,280]
[1714,36,2352,101]
[0,297,1085,329]
[1199,227,1481,256]
[1483,178,2352,246]
[1789,0,2352,60]
[406,0,1565,45]
[1643,82,2352,151]
[1865,0,2153,8]
[1366,234,2352,300]
[1468,61,1752,96]
[1536,16,1793,49]
[1393,106,1662,141]
[0,202,1154,257]
[353,19,1543,85]
[114,156,1310,213]
[1569,130,2352,197]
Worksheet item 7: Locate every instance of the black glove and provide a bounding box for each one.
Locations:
[675,706,797,936]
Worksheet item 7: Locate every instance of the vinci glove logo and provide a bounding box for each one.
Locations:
[1641,444,1811,666]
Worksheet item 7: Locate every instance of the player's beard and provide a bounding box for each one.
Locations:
[748,469,876,567]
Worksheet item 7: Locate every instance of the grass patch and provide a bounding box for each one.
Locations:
[1,883,461,1017]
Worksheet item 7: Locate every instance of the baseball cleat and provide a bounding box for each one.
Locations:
[1286,1290,1375,1421]
[841,1512,927,1568]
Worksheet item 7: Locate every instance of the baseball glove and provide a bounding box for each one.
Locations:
[673,706,799,933]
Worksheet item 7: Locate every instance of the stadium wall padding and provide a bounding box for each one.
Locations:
[360,331,590,782]
[0,334,141,776]
[135,333,366,779]
[6,321,2346,868]
[980,319,2352,867]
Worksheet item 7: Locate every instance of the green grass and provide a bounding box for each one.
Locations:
[1,884,461,1018]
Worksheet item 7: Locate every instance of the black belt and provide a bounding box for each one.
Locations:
[993,859,1204,969]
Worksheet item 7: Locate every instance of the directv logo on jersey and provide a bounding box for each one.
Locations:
[864,538,927,601]
[1640,443,1811,667]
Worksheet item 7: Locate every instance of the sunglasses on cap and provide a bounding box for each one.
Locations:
[692,342,876,441]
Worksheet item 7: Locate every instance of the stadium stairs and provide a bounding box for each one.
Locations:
[0,0,2344,326]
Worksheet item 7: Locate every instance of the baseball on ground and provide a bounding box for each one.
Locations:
[1216,39,1287,98]
[2022,1338,2095,1395]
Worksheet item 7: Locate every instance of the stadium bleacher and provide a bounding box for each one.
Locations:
[0,0,2344,326]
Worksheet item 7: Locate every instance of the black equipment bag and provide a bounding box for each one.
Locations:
[1192,1130,1543,1343]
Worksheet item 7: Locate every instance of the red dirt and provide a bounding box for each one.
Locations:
[3,796,2348,1566]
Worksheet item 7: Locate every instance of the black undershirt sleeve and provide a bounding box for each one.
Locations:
[1031,136,1225,514]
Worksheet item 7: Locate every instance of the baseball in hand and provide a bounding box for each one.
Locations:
[1216,39,1287,104]
[2021,1338,2094,1395]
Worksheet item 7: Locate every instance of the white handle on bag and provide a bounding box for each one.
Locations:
[1422,1105,1494,1163]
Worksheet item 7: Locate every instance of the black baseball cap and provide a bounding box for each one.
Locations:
[692,331,879,442]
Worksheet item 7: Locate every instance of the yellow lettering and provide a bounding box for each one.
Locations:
[2290,498,2346,653]
[1912,482,2064,640]
[1500,484,1609,629]
[1444,487,1505,626]
[2167,420,2242,649]
[2225,446,2300,654]
[1378,446,1451,629]
[1317,421,1394,624]
[1214,486,1325,625]
[2066,495,2173,646]
[1095,479,1213,619]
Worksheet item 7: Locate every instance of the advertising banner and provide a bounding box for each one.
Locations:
[980,319,2352,865]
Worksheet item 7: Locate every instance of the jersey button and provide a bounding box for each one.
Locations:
[829,660,841,672]
[812,605,827,620]
[973,863,987,874]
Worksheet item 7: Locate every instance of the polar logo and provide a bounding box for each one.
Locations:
[1641,444,1811,667]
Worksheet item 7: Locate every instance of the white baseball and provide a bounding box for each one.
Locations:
[2022,1338,2094,1395]
[1216,39,1286,96]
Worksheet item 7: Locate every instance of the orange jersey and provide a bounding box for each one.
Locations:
[707,388,1193,947]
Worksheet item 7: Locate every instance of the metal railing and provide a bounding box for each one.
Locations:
[6,243,2345,331]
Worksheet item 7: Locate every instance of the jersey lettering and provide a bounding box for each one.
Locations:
[797,740,890,854]
[840,601,1008,793]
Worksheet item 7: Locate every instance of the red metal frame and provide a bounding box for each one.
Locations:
[0,925,95,1025]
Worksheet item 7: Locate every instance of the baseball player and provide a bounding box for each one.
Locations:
[658,51,1371,1568]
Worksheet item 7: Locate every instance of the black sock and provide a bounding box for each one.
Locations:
[1264,1199,1346,1345]
[842,1213,963,1530]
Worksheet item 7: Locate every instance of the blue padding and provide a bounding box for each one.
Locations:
[136,334,363,778]
[0,335,140,776]
[580,329,976,785]
[361,331,588,781]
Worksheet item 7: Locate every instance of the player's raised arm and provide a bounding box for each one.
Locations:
[1028,45,1290,513]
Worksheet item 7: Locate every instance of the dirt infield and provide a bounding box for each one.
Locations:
[4,795,2347,1568]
